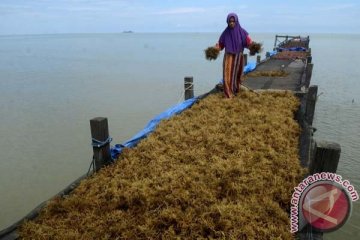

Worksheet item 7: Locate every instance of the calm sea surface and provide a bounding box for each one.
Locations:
[0,33,359,238]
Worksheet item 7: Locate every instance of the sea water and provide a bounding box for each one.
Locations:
[0,33,359,239]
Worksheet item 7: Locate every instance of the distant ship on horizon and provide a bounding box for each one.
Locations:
[123,30,133,33]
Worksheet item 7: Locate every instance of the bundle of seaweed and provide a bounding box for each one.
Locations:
[273,51,309,60]
[20,91,307,239]
[248,42,263,56]
[204,46,220,61]
[247,70,289,78]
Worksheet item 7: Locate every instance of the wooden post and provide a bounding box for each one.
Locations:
[243,54,248,66]
[306,36,310,48]
[184,76,194,100]
[310,140,341,174]
[304,63,314,88]
[256,55,261,64]
[307,56,312,64]
[90,117,111,171]
[305,85,318,125]
[274,35,278,49]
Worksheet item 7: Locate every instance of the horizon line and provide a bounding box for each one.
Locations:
[1,31,359,37]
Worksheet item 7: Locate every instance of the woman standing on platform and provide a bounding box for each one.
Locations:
[216,13,252,98]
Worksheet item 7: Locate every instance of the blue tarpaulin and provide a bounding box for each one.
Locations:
[278,47,306,52]
[244,61,256,74]
[110,61,258,160]
[268,50,277,57]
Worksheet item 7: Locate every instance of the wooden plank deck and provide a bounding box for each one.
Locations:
[244,58,306,91]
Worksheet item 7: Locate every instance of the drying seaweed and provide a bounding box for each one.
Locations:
[20,91,307,239]
[273,51,309,60]
[248,42,263,56]
[247,70,289,78]
[204,46,220,61]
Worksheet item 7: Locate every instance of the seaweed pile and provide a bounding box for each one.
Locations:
[204,46,220,61]
[248,42,263,56]
[20,91,306,239]
[246,70,289,78]
[273,51,309,60]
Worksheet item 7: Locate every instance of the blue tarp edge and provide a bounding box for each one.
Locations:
[111,97,198,159]
[278,47,306,52]
[244,61,256,74]
[269,50,277,56]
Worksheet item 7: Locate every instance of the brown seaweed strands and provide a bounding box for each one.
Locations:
[273,51,309,60]
[20,91,307,239]
[204,46,220,61]
[247,70,289,78]
[248,42,263,56]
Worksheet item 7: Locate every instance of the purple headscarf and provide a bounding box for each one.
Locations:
[219,13,248,54]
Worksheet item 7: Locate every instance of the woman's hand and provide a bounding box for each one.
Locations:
[246,35,252,48]
[215,43,222,51]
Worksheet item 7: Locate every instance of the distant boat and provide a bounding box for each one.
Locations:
[123,31,133,33]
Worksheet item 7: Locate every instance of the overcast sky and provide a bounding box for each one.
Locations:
[0,0,359,35]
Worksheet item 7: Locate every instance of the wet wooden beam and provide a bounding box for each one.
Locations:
[184,76,194,100]
[310,140,341,174]
[256,55,261,64]
[305,85,318,125]
[304,63,314,88]
[90,117,111,171]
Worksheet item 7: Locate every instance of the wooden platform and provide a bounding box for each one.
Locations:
[244,58,306,91]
